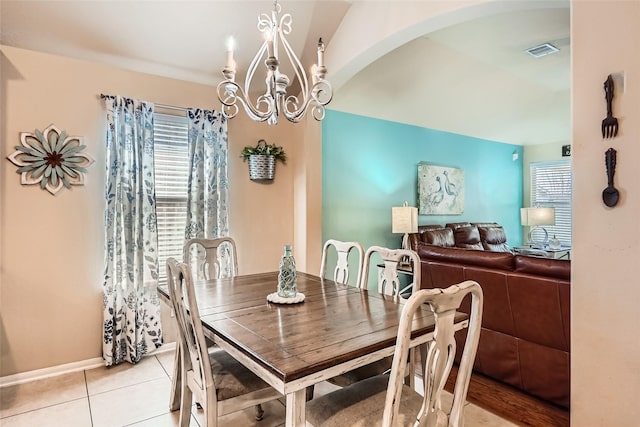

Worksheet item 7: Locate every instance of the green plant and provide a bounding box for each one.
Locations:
[240,139,286,163]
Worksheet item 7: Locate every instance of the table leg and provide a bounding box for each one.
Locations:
[169,344,181,411]
[285,388,307,427]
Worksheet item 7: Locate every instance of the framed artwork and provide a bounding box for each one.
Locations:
[418,163,464,215]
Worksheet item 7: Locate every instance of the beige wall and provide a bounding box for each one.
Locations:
[0,45,311,376]
[227,117,298,274]
[571,1,640,424]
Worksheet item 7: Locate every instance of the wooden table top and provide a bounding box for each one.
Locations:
[158,271,466,384]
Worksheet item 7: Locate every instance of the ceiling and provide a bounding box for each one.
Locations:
[0,1,570,146]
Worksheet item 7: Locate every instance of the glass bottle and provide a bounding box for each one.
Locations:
[277,245,298,298]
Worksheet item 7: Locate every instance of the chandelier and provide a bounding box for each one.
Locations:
[217,1,332,125]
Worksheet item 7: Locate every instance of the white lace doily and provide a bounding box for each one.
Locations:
[266,292,306,304]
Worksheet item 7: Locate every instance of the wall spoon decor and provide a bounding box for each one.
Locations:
[7,124,94,195]
[602,148,619,207]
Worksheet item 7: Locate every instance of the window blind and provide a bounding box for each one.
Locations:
[530,161,572,246]
[154,113,189,284]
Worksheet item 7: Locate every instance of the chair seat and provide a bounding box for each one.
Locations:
[306,375,425,427]
[167,258,280,426]
[328,356,393,387]
[207,347,272,401]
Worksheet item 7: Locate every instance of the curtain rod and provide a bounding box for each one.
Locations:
[99,94,188,112]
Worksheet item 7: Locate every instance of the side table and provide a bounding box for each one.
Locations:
[513,246,571,260]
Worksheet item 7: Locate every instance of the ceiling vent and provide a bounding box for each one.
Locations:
[526,43,559,58]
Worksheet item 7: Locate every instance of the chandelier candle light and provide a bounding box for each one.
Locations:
[217,0,332,125]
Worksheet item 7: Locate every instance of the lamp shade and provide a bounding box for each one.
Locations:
[392,204,418,234]
[520,207,555,226]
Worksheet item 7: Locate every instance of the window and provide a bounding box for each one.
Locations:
[154,113,189,284]
[530,161,572,246]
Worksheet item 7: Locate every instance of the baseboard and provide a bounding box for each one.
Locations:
[0,342,176,388]
[0,357,105,388]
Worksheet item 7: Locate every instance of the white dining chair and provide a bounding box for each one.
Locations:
[359,245,421,296]
[306,280,484,427]
[166,258,280,427]
[319,239,364,285]
[183,237,238,280]
[326,246,421,389]
[180,237,240,389]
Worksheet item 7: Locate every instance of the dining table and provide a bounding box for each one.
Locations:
[157,271,469,427]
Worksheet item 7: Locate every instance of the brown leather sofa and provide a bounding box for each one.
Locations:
[417,243,570,408]
[409,222,511,252]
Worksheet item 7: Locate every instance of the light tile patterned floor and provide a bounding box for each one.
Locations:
[0,349,517,426]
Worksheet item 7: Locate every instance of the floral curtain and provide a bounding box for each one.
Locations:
[184,109,231,277]
[102,95,162,366]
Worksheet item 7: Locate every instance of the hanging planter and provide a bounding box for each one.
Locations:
[248,154,276,180]
[241,139,286,181]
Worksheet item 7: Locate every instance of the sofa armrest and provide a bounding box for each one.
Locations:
[408,233,421,252]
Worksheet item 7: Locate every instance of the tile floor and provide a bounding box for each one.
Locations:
[0,349,517,426]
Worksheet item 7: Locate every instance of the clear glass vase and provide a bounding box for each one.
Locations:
[277,245,298,298]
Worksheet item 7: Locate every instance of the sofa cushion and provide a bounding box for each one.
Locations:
[471,222,501,228]
[445,222,471,230]
[418,224,445,233]
[514,255,570,280]
[477,225,510,252]
[417,243,514,271]
[409,224,445,251]
[453,225,484,250]
[423,227,455,247]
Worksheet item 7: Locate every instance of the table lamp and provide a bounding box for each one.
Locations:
[392,201,418,253]
[520,207,555,248]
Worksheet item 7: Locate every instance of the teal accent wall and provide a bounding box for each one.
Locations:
[321,110,523,287]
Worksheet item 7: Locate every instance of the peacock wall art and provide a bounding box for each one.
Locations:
[418,163,464,215]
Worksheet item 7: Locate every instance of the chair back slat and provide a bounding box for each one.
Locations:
[382,280,483,427]
[184,237,238,280]
[359,246,420,296]
[166,258,214,393]
[319,239,364,286]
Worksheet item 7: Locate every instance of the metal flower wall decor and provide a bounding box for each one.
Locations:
[7,124,94,195]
